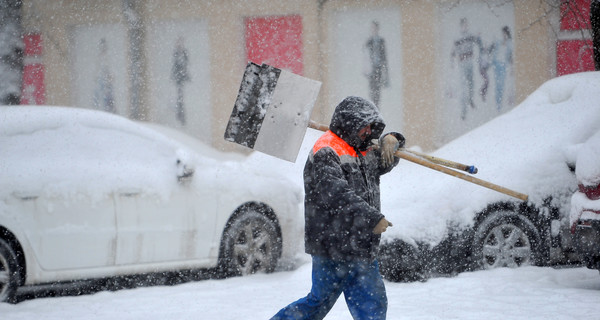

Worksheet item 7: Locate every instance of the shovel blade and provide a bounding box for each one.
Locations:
[224,62,321,162]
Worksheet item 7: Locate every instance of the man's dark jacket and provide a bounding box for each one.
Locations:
[303,96,403,262]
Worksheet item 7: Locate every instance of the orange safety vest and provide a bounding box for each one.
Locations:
[312,131,367,158]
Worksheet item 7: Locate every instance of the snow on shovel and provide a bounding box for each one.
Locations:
[224,62,528,202]
[224,62,321,162]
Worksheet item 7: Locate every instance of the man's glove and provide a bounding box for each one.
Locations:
[373,218,393,234]
[381,134,400,167]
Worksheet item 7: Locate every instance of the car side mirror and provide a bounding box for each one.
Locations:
[176,159,194,183]
[566,162,576,173]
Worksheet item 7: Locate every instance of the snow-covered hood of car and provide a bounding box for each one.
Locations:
[381,72,600,247]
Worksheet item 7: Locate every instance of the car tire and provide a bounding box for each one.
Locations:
[0,238,20,304]
[219,208,282,277]
[378,240,425,282]
[472,209,541,270]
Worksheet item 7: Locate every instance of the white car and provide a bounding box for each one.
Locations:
[0,106,304,303]
[378,72,600,281]
[570,129,600,273]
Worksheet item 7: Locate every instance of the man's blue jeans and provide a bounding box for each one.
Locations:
[271,256,387,320]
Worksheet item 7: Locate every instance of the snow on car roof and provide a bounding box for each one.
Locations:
[381,72,600,246]
[0,106,200,201]
[0,105,303,207]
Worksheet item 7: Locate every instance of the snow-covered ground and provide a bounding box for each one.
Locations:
[0,261,598,319]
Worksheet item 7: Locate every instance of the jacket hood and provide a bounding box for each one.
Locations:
[329,96,385,150]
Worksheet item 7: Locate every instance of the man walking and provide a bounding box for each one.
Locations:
[271,96,404,320]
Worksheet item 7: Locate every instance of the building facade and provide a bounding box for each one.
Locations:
[20,0,593,153]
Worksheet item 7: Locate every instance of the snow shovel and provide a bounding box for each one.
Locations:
[224,62,321,162]
[225,63,528,202]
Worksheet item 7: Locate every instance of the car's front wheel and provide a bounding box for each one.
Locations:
[0,238,20,303]
[473,209,541,270]
[219,207,282,277]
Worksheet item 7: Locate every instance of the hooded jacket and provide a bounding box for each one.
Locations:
[303,96,403,261]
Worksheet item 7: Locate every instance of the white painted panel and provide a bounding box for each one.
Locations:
[70,24,129,116]
[146,20,212,143]
[328,7,404,133]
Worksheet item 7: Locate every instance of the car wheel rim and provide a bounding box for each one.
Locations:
[232,221,273,275]
[481,223,531,269]
[0,254,9,299]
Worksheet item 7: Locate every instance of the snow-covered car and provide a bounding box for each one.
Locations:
[570,129,600,273]
[378,72,600,281]
[0,106,304,303]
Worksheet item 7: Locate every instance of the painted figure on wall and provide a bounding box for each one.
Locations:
[364,20,389,107]
[171,36,191,125]
[478,41,493,102]
[451,18,482,120]
[93,38,116,113]
[490,26,513,111]
[439,2,516,144]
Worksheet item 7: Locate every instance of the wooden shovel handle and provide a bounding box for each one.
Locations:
[402,149,478,174]
[307,120,523,199]
[309,121,477,174]
[308,120,330,132]
[396,150,528,202]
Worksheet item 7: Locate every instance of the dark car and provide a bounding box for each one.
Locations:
[570,129,600,273]
[377,72,600,281]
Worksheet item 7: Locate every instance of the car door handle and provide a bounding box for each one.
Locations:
[118,188,142,197]
[12,191,38,201]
